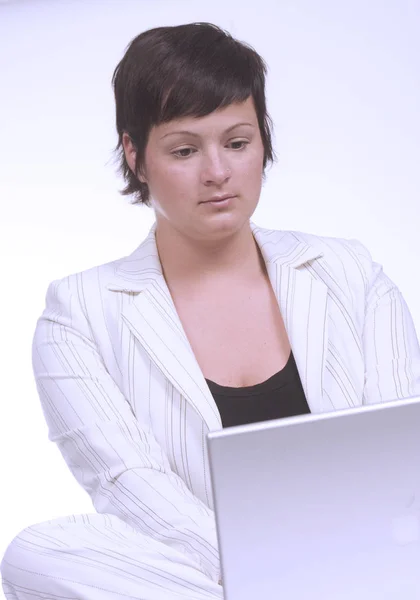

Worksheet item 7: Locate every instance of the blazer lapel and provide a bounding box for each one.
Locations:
[107,221,330,431]
[251,224,329,414]
[107,223,222,431]
[265,263,328,413]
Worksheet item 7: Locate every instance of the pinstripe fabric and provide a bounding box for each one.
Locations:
[1,513,222,599]
[2,220,420,599]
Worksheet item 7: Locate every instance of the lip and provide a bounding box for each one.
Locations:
[202,194,236,204]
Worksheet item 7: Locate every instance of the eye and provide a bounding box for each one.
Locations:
[171,140,249,159]
[173,147,196,158]
[230,141,249,151]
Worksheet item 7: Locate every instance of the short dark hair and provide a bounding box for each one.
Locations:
[112,22,277,207]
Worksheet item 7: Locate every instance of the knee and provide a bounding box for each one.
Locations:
[0,512,103,579]
[0,520,42,583]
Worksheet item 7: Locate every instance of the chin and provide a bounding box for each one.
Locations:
[202,212,251,234]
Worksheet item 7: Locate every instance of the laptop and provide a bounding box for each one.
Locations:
[207,396,420,600]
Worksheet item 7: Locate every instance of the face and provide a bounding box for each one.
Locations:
[123,96,265,242]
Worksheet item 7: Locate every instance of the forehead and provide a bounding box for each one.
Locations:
[154,97,257,138]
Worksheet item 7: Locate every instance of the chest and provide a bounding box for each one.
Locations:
[169,279,292,387]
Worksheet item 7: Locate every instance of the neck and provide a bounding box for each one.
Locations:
[155,220,267,287]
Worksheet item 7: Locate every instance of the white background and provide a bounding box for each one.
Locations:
[1,0,419,588]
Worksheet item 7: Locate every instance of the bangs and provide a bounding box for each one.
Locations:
[155,40,261,124]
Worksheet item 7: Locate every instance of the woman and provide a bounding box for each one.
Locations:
[2,22,420,600]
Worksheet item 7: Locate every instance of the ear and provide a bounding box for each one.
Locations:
[122,132,146,183]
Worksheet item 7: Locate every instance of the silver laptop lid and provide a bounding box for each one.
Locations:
[207,397,420,600]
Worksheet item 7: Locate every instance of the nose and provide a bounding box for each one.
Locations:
[201,153,231,186]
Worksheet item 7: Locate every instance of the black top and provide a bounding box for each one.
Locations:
[205,352,310,428]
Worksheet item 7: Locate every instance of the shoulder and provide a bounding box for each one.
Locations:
[280,230,385,321]
[41,255,128,309]
[284,229,372,261]
[254,224,375,286]
[252,222,371,259]
[252,224,389,317]
[293,230,381,298]
[294,230,373,276]
[43,226,156,301]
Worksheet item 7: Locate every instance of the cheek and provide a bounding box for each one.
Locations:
[160,168,194,204]
[147,161,194,210]
[244,156,263,175]
[152,158,192,186]
[243,150,264,199]
[241,150,264,184]
[239,141,264,170]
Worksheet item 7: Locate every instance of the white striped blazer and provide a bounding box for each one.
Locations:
[32,220,420,583]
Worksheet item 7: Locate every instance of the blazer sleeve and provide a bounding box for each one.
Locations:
[348,240,420,403]
[32,275,220,582]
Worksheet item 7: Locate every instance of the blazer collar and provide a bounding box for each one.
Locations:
[106,221,328,430]
[106,220,323,293]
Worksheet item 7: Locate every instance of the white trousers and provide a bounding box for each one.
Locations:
[1,513,223,599]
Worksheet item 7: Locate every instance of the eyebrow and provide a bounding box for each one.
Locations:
[160,122,255,140]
